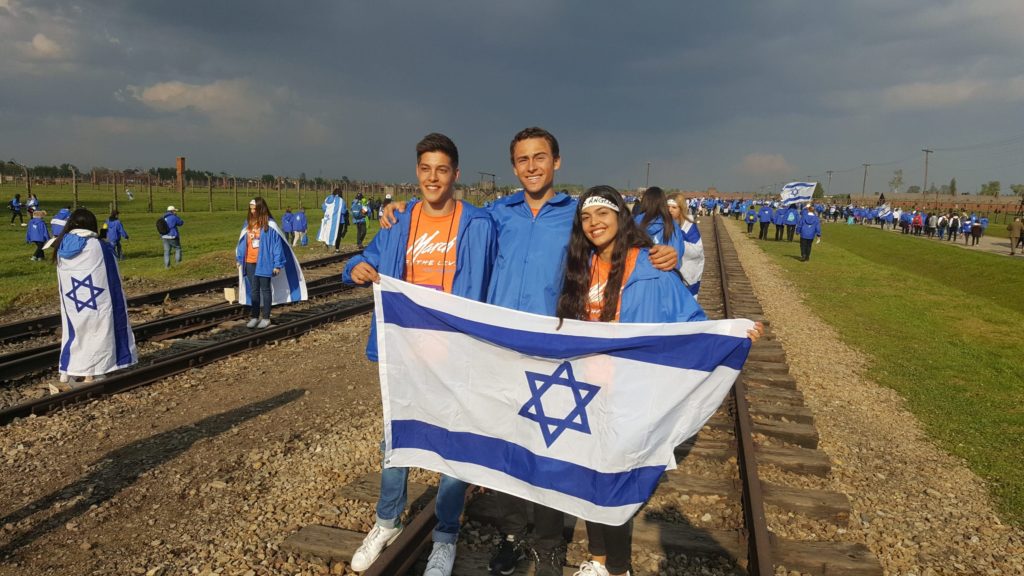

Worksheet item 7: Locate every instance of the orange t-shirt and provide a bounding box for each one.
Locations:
[245,225,262,264]
[404,203,463,292]
[586,247,640,322]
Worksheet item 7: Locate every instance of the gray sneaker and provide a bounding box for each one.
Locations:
[245,318,259,328]
[256,319,272,329]
[424,541,456,576]
[533,548,566,576]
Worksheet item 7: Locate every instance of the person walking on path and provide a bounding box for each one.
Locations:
[9,193,24,225]
[292,207,308,247]
[797,204,822,262]
[1008,217,1023,256]
[757,203,773,240]
[105,210,129,260]
[26,209,50,261]
[52,208,137,392]
[351,193,369,249]
[235,198,307,329]
[159,206,184,268]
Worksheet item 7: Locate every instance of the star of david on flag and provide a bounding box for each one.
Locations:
[519,361,599,447]
[64,274,105,312]
[372,276,753,525]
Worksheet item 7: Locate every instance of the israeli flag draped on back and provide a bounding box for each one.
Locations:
[374,276,753,525]
[57,230,137,376]
[317,194,343,245]
[236,220,308,305]
[679,220,704,296]
[780,182,817,207]
[878,204,892,218]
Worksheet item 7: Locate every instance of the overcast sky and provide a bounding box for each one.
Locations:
[2,0,1024,196]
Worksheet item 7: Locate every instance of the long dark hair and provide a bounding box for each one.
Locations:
[556,186,652,324]
[636,186,674,243]
[52,208,99,263]
[248,197,274,231]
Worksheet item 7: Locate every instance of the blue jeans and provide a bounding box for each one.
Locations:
[162,236,181,267]
[244,263,272,319]
[375,443,468,543]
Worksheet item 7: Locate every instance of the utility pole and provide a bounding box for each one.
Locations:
[826,170,833,196]
[71,166,79,209]
[645,162,651,188]
[922,148,933,208]
[861,164,870,199]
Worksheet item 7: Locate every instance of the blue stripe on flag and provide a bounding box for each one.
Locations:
[380,291,749,371]
[392,419,664,507]
[101,242,134,366]
[58,277,74,372]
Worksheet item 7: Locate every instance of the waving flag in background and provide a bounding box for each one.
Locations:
[373,276,753,525]
[780,182,817,207]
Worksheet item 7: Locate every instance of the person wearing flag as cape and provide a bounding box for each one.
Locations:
[343,133,497,576]
[51,208,137,392]
[667,193,705,296]
[317,188,347,252]
[235,197,307,329]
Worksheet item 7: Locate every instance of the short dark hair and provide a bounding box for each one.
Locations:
[509,127,560,165]
[416,133,459,169]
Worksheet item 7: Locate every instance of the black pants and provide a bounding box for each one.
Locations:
[356,222,367,248]
[800,237,813,261]
[32,241,44,259]
[333,229,344,250]
[774,224,784,241]
[785,225,795,241]
[585,519,633,575]
[948,228,958,241]
[746,222,754,234]
[493,492,565,553]
[758,222,769,239]
[10,211,22,224]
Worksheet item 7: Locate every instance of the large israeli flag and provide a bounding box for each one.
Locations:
[780,182,816,207]
[57,230,137,377]
[374,276,753,525]
[236,220,308,306]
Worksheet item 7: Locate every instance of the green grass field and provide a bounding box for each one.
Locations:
[0,183,381,315]
[738,218,1024,526]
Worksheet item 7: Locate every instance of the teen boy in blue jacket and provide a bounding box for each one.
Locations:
[342,133,496,576]
[798,204,822,262]
[773,204,786,240]
[757,203,773,240]
[160,206,185,268]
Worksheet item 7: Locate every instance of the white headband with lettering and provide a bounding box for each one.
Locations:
[581,196,620,212]
[666,199,679,207]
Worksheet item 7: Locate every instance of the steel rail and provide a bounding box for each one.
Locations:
[0,298,373,425]
[713,213,774,575]
[0,251,360,344]
[0,277,353,384]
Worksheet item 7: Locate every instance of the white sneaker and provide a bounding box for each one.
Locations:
[246,318,259,328]
[573,560,610,576]
[350,524,402,572]
[423,542,456,576]
[256,319,272,329]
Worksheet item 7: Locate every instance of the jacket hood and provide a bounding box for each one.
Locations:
[58,229,98,259]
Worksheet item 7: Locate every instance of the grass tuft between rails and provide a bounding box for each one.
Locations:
[735,219,1024,526]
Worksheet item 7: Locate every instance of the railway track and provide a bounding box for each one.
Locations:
[0,251,357,346]
[0,251,370,424]
[284,215,882,574]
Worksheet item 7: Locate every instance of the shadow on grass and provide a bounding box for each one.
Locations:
[0,388,305,560]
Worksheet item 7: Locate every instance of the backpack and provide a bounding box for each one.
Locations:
[156,216,170,235]
[786,211,797,224]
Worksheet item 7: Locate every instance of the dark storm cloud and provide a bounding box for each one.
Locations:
[2,0,1022,193]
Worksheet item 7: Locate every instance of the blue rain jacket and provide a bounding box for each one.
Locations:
[293,211,308,231]
[26,217,50,243]
[635,214,685,269]
[282,211,295,233]
[51,208,71,236]
[757,206,773,223]
[619,248,707,323]
[343,200,497,361]
[105,219,129,243]
[485,190,577,315]
[798,212,822,239]
[161,212,184,239]
[235,219,288,277]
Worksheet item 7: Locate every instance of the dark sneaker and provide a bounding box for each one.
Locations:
[533,547,566,576]
[488,534,526,575]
